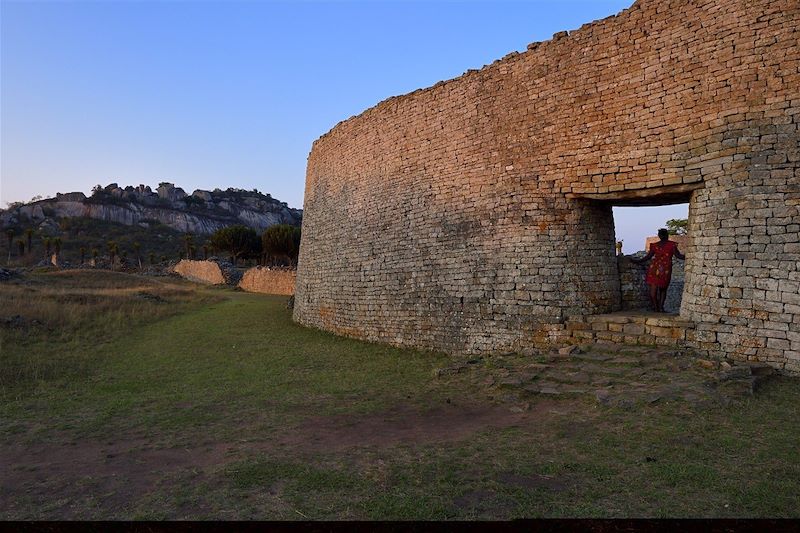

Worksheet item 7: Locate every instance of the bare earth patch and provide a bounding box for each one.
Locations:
[277,400,543,452]
[0,435,232,518]
[0,397,579,519]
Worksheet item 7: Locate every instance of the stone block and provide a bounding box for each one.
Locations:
[623,323,646,335]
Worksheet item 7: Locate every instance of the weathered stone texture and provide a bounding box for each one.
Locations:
[295,0,800,372]
[238,267,296,295]
[172,260,226,285]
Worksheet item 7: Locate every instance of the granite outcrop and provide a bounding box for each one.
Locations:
[1,183,301,235]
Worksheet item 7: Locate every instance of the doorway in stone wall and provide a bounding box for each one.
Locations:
[613,202,689,314]
[571,184,698,314]
[569,184,700,346]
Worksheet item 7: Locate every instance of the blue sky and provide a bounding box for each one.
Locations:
[1,0,684,250]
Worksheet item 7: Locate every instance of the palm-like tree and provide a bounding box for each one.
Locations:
[5,229,14,263]
[184,234,194,259]
[107,241,118,269]
[24,229,33,255]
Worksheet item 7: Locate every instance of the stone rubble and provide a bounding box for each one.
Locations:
[434,344,779,408]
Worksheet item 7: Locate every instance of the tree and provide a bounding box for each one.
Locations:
[184,234,194,260]
[133,242,142,269]
[207,225,260,266]
[44,237,52,258]
[53,238,62,256]
[5,229,14,263]
[92,249,99,265]
[107,241,118,268]
[16,239,25,258]
[149,252,156,265]
[666,218,688,236]
[262,224,301,266]
[24,229,33,255]
[202,244,208,260]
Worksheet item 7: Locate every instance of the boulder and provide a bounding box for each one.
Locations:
[192,190,213,202]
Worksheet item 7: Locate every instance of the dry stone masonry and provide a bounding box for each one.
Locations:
[172,260,296,295]
[238,267,296,296]
[172,260,227,285]
[172,259,243,286]
[294,0,800,373]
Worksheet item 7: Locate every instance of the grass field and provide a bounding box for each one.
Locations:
[1,270,799,519]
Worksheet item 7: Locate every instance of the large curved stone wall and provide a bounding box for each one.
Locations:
[295,0,800,372]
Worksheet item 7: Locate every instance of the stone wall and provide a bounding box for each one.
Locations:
[566,313,695,348]
[295,0,799,373]
[618,257,650,311]
[238,267,296,295]
[618,255,685,313]
[172,260,226,285]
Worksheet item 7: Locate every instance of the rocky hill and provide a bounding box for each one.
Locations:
[1,182,302,235]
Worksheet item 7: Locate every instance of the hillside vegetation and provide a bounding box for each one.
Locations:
[2,217,200,267]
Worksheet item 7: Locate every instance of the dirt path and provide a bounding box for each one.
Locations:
[1,398,571,519]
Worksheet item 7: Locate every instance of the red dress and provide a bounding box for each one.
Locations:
[645,240,677,288]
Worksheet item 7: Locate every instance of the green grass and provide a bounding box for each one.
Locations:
[1,270,799,519]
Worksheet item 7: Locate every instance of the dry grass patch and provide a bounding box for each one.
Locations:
[0,269,219,396]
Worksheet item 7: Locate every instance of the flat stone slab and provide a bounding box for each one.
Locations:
[471,343,772,407]
[570,353,615,362]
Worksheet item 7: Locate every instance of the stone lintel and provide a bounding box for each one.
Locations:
[567,182,704,206]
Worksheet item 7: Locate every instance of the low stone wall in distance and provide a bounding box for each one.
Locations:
[238,267,295,295]
[618,255,685,313]
[172,259,226,285]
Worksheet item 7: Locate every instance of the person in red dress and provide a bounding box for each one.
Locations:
[632,228,685,312]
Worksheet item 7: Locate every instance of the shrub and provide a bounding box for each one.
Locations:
[207,225,261,265]
[261,224,301,266]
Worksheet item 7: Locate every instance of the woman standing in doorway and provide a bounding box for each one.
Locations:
[632,228,685,313]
